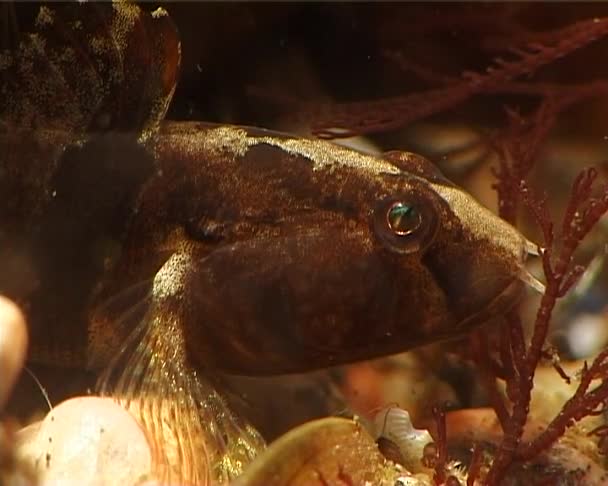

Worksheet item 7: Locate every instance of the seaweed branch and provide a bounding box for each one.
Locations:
[310,17,608,139]
[431,405,448,484]
[482,106,608,483]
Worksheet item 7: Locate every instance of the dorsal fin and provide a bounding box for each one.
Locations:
[0,2,180,137]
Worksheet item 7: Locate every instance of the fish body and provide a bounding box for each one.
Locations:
[88,121,527,376]
[0,3,534,483]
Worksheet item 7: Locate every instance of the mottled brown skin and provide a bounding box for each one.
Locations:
[0,3,532,483]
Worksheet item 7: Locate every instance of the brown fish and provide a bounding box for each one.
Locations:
[0,3,540,484]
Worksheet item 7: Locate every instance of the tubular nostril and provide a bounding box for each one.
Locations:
[525,239,542,257]
[518,237,545,294]
[518,266,546,294]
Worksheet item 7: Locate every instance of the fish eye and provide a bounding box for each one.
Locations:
[386,202,421,236]
[373,196,439,254]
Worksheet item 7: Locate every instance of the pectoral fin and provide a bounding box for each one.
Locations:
[95,251,265,485]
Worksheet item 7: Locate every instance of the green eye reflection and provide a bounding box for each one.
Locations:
[373,196,438,255]
[386,202,422,236]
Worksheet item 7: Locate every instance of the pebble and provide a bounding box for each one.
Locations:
[18,397,152,486]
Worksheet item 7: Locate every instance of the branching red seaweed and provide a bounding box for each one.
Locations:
[482,120,608,484]
[310,17,608,139]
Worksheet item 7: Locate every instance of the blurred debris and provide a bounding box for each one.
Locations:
[0,296,27,411]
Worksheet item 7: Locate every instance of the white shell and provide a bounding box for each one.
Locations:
[373,406,434,474]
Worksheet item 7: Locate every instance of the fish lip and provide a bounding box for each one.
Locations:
[456,277,525,330]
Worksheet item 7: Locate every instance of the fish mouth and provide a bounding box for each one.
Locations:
[455,239,545,330]
[456,277,526,330]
